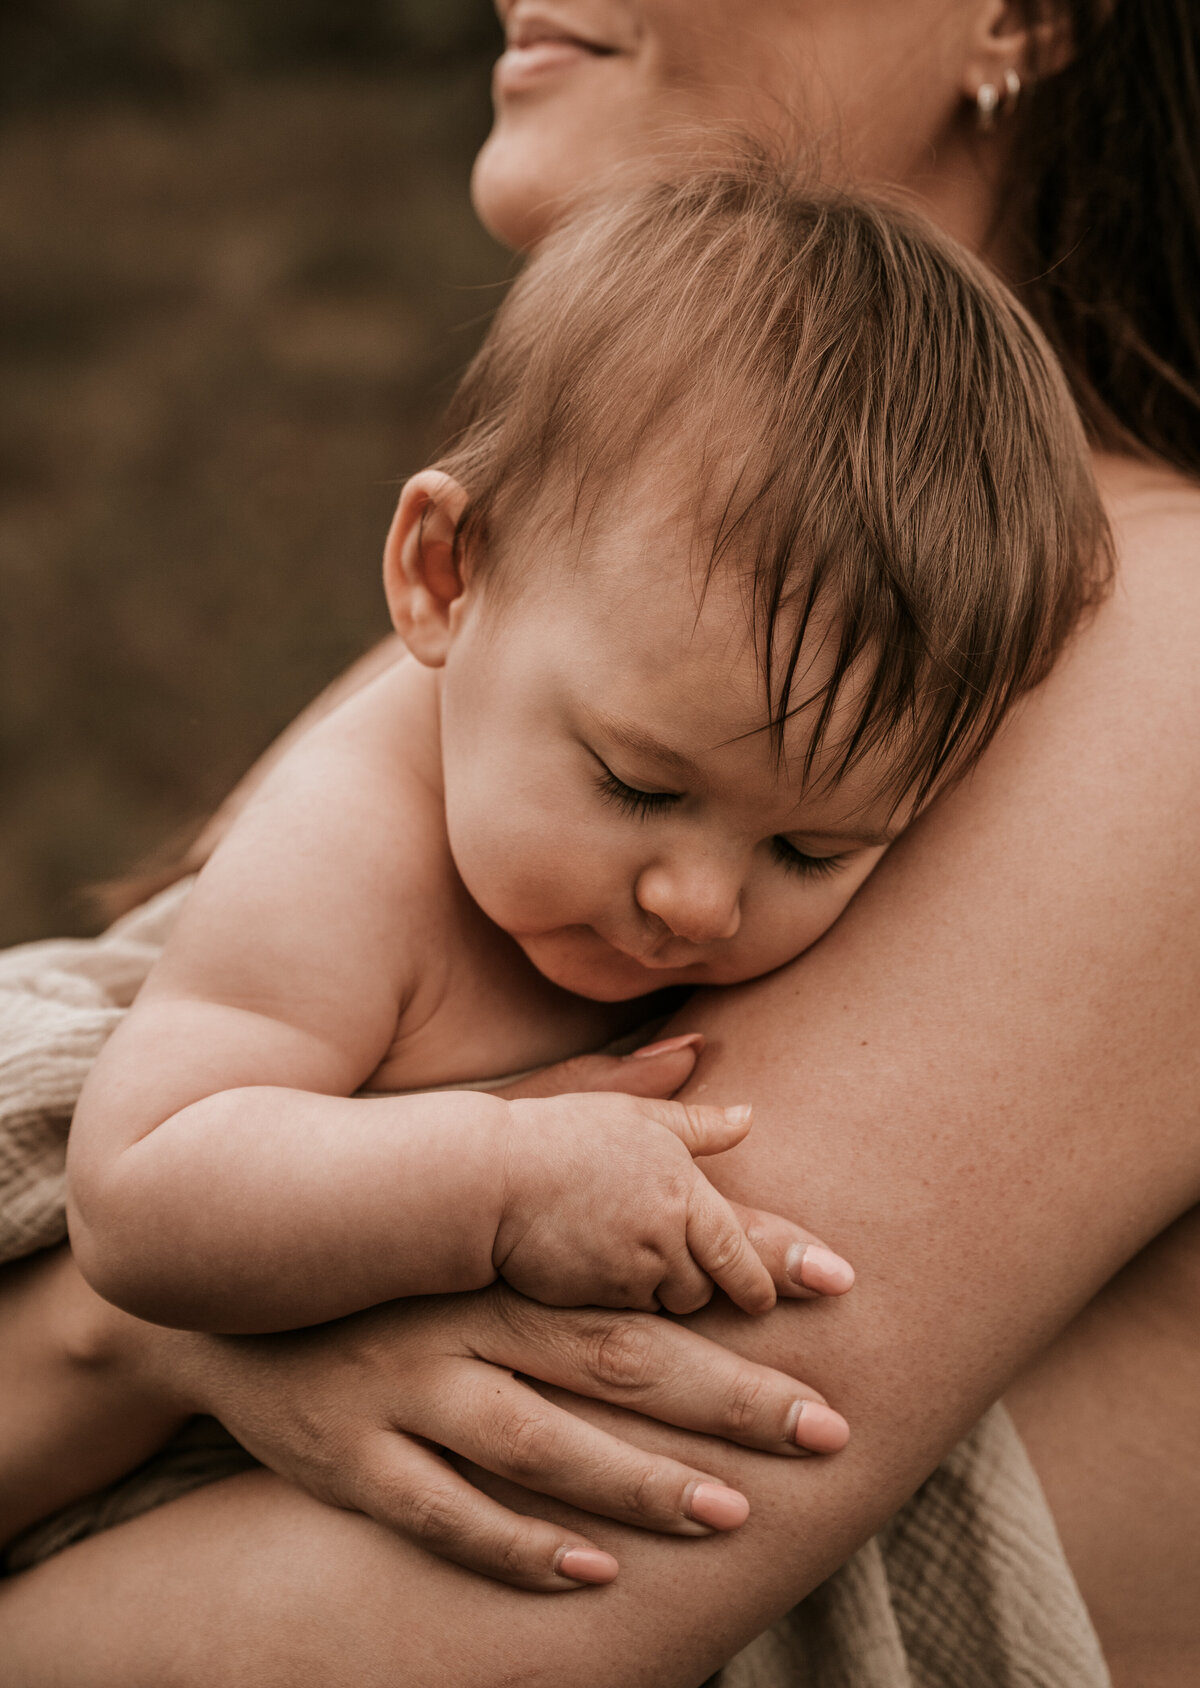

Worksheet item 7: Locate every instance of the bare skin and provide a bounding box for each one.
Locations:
[2,457,1198,1685]
[1009,1208,1200,1688]
[993,458,1200,1688]
[2,3,1198,1681]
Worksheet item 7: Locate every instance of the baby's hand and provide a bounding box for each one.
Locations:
[493,1094,854,1316]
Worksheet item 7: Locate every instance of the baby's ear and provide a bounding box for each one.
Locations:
[383,471,471,666]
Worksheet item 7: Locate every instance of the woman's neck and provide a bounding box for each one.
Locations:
[898,123,1023,279]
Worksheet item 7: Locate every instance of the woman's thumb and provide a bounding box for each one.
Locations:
[495,1034,703,1101]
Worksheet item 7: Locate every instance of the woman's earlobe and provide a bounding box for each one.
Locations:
[382,471,471,668]
[961,1,1073,117]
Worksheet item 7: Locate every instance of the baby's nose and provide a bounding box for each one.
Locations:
[634,861,742,946]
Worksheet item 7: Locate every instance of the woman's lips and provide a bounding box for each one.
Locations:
[495,38,597,91]
[495,10,618,95]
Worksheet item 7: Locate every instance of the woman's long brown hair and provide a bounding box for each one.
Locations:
[1017,0,1200,474]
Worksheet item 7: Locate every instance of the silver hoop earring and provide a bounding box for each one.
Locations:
[1001,67,1022,115]
[975,82,1001,131]
[975,68,1021,133]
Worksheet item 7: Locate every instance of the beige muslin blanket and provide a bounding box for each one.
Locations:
[0,884,1110,1685]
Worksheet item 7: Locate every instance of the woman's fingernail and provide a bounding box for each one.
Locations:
[723,1104,753,1127]
[793,1400,851,1453]
[556,1546,620,1584]
[786,1243,855,1294]
[687,1482,751,1529]
[630,1033,704,1060]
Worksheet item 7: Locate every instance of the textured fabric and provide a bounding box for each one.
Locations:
[0,892,1110,1685]
[0,881,192,1262]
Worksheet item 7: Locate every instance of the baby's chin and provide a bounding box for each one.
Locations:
[514,929,785,1002]
[517,936,676,1002]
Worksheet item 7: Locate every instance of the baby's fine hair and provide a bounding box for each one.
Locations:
[436,162,1113,802]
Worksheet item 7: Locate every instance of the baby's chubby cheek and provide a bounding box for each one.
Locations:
[444,803,599,937]
[736,869,881,976]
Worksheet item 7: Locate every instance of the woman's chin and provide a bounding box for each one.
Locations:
[471,131,568,250]
[471,104,635,252]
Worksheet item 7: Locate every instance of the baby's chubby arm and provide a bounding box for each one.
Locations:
[66,673,520,1331]
[67,673,840,1333]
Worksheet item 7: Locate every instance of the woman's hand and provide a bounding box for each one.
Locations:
[164,1282,846,1592]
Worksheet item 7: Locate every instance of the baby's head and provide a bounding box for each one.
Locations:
[384,167,1111,1002]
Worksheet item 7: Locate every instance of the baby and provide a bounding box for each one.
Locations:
[65,171,1108,1471]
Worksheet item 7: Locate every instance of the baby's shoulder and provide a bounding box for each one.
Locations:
[213,658,462,989]
[266,659,448,848]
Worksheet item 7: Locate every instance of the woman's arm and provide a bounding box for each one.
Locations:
[0,1247,191,1546]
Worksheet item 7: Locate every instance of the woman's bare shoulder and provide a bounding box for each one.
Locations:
[1068,453,1200,704]
[1094,452,1200,576]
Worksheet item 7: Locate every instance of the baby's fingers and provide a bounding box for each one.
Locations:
[728,1200,856,1300]
[684,1182,777,1316]
[637,1097,756,1158]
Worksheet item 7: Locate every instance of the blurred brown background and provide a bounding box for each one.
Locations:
[0,0,510,946]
